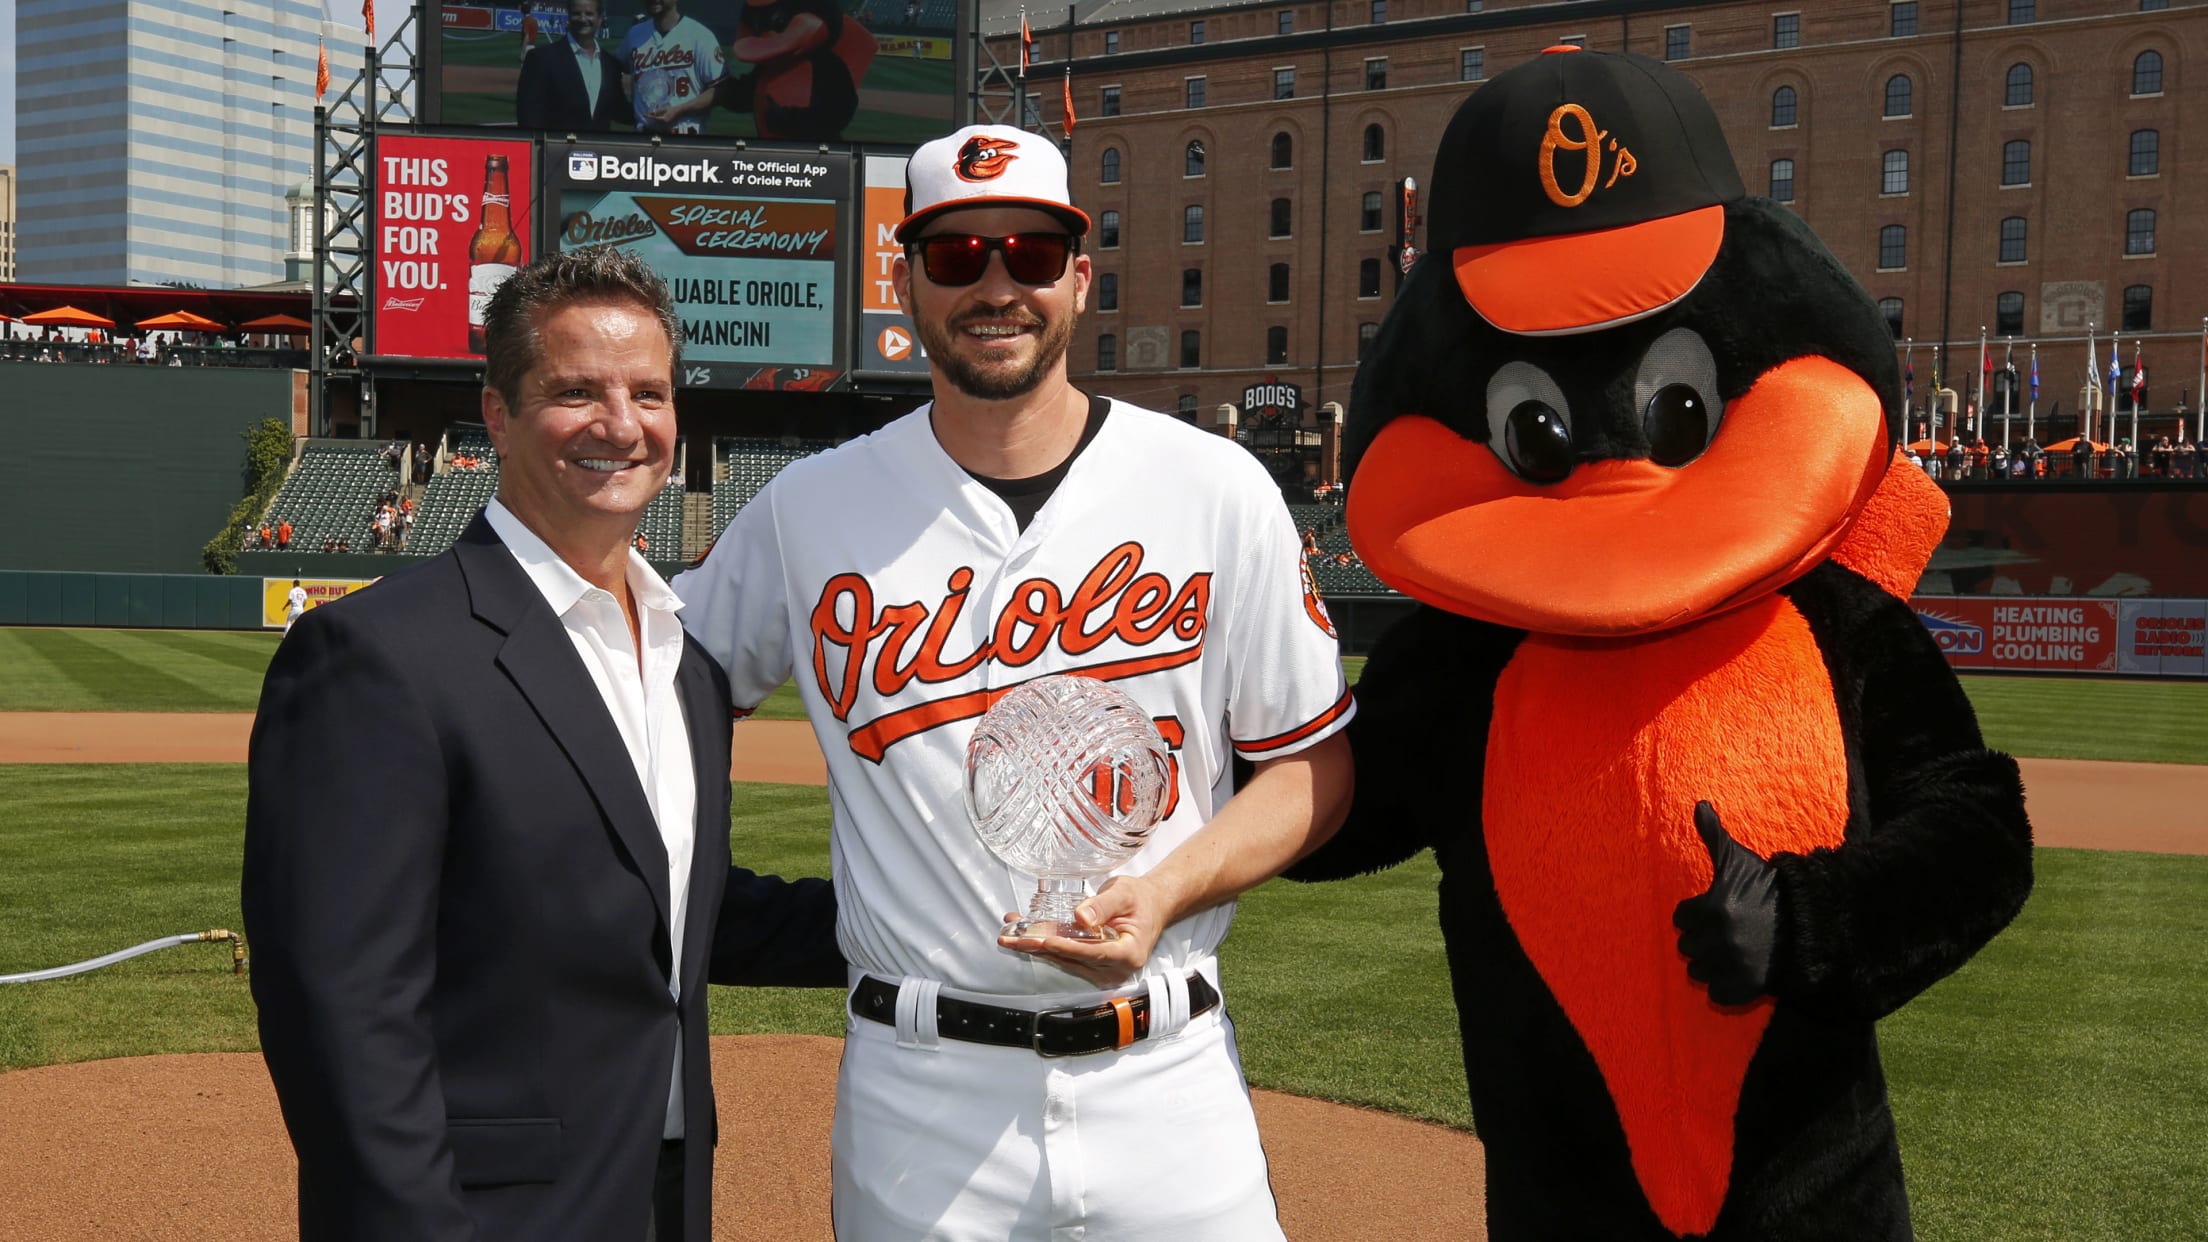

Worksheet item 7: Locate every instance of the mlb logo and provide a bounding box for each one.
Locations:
[568,152,598,181]
[1915,610,1984,656]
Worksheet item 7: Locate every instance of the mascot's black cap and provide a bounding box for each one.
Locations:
[1430,46,1745,336]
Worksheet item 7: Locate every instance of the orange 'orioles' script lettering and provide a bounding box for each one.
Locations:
[1539,103,1638,208]
[810,542,1211,762]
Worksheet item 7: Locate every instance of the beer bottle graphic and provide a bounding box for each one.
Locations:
[466,156,523,354]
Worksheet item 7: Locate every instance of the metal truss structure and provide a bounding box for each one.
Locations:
[311,6,423,436]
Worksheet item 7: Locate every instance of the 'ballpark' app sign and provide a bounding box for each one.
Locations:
[551,144,851,391]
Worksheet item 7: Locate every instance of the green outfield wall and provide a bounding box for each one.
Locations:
[2,362,296,574]
[0,571,265,629]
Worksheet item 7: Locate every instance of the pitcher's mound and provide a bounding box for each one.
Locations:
[0,1035,1485,1240]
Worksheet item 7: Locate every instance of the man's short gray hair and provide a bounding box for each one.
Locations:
[482,246,684,408]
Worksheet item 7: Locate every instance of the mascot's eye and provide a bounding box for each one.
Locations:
[1505,402,1575,483]
[1633,328,1724,467]
[1484,361,1575,485]
[1644,386,1712,466]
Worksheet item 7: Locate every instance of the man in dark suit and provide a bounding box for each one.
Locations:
[242,246,841,1242]
[515,0,631,132]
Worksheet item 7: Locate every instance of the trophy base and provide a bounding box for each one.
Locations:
[1003,916,1113,942]
[1006,879,1108,941]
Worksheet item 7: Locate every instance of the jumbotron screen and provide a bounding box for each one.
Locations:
[429,0,958,144]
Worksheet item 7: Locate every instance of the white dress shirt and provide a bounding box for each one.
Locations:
[568,34,605,116]
[485,499,697,1139]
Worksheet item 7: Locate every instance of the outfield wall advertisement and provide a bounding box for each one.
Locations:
[263,578,377,628]
[1912,596,2206,677]
[370,133,537,361]
[431,1,959,145]
[550,143,849,391]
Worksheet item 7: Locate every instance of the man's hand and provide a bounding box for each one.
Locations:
[1673,801,1780,1006]
[997,874,1167,988]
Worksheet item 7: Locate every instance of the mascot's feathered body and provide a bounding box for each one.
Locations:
[717,0,876,141]
[1292,47,2034,1240]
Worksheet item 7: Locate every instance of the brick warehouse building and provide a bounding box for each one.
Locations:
[988,0,2206,487]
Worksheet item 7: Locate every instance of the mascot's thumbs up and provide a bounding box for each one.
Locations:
[1674,801,1779,1006]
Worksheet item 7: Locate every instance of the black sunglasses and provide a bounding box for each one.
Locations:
[911,233,1076,287]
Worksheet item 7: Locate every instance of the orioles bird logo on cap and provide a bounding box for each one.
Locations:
[954,136,1019,183]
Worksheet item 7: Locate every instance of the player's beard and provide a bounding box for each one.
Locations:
[919,303,1076,402]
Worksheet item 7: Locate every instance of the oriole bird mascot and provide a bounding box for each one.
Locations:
[716,0,876,141]
[1290,47,2034,1240]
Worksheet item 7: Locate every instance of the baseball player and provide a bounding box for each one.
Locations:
[283,579,308,634]
[618,0,726,134]
[673,124,1355,1240]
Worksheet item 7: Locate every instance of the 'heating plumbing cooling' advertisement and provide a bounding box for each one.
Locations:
[549,144,851,391]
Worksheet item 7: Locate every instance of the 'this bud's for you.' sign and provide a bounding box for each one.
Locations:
[370,134,536,361]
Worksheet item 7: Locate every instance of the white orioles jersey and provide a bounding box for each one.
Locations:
[673,400,1354,998]
[622,15,726,134]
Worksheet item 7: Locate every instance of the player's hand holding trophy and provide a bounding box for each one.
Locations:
[965,675,1173,941]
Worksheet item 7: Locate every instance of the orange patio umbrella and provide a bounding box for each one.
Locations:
[135,310,226,332]
[2040,437,2110,453]
[239,312,314,331]
[1905,439,1949,454]
[22,305,116,329]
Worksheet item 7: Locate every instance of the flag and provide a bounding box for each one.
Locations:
[2110,338,2123,393]
[2030,346,2040,403]
[1019,8,1033,77]
[316,40,330,100]
[363,0,375,40]
[1061,68,1076,136]
[2132,341,2146,403]
[1904,349,1914,406]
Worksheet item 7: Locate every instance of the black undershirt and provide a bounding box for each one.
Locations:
[967,394,1111,531]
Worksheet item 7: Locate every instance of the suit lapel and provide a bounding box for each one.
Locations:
[456,515,673,934]
[674,640,724,991]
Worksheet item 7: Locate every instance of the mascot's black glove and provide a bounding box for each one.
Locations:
[1673,801,1780,1005]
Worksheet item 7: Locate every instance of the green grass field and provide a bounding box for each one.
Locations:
[4,629,2200,763]
[1,765,2201,1240]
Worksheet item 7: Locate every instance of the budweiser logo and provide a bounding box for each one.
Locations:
[812,542,1211,762]
[381,296,426,311]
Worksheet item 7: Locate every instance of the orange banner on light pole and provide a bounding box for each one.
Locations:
[316,41,330,100]
[1062,69,1075,136]
[363,0,376,40]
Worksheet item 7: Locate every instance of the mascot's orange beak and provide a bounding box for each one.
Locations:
[1348,354,1890,636]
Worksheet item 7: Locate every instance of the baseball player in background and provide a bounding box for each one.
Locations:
[674,124,1355,1239]
[283,579,308,634]
[619,0,725,134]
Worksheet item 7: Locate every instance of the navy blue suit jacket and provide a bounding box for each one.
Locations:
[243,514,841,1241]
[515,38,631,132]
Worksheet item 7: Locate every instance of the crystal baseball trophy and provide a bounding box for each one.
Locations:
[965,675,1174,941]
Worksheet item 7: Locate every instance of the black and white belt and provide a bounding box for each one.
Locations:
[851,972,1220,1057]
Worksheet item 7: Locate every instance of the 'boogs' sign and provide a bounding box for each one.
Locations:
[1242,380,1303,422]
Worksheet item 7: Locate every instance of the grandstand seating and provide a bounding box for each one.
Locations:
[407,429,499,556]
[402,427,687,560]
[261,442,402,553]
[711,437,834,538]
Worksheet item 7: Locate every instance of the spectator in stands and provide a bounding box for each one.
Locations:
[2149,436,2173,478]
[414,443,433,485]
[2176,438,2198,480]
[2070,436,2093,479]
[1944,440,1965,481]
[278,518,294,550]
[634,532,650,555]
[1905,447,1925,475]
[257,521,274,549]
[336,537,351,553]
[1301,526,1319,558]
[2113,440,2136,480]
[321,534,338,553]
[1989,445,2009,480]
[399,506,414,551]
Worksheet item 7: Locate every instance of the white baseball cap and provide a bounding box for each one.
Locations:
[895,124,1092,243]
